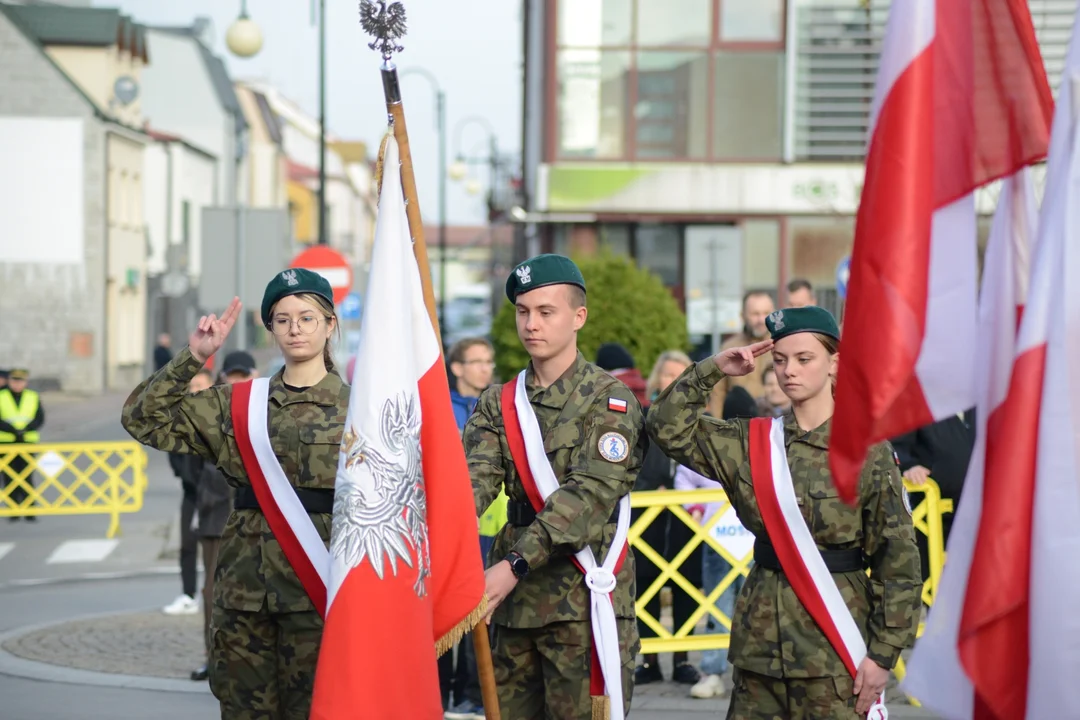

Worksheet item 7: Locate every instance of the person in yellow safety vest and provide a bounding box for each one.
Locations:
[0,368,44,522]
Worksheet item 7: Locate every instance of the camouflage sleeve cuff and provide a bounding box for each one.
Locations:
[167,347,206,382]
[693,356,726,388]
[866,639,902,670]
[511,525,550,571]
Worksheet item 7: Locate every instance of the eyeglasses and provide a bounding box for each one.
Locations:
[270,316,322,336]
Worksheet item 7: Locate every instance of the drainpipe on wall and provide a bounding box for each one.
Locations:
[102,129,112,393]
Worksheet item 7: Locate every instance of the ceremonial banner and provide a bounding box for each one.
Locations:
[310,135,486,719]
[829,0,1053,503]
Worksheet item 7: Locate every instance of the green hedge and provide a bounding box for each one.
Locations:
[491,251,691,381]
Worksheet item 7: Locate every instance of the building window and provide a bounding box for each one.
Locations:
[559,0,632,47]
[557,50,631,159]
[719,0,784,43]
[553,0,786,162]
[635,52,709,158]
[713,51,784,159]
[636,0,711,47]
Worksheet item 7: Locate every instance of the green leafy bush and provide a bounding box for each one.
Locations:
[491,251,691,382]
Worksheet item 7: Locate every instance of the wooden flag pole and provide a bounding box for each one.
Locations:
[384,86,502,720]
[362,5,501,717]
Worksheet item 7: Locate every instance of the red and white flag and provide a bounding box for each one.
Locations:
[829,0,1053,503]
[900,165,1036,717]
[310,135,486,719]
[904,15,1080,716]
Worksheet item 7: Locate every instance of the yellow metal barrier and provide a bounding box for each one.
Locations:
[0,442,149,538]
[630,479,953,676]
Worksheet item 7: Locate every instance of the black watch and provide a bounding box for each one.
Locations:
[505,552,529,579]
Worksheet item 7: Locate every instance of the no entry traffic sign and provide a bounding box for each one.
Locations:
[290,245,353,305]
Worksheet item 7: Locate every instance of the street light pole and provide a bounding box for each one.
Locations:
[437,89,447,342]
[317,0,328,245]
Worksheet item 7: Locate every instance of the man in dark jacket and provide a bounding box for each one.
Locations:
[188,355,254,681]
[891,408,976,582]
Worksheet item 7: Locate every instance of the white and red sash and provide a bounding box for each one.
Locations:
[230,378,330,617]
[748,416,887,719]
[501,373,631,720]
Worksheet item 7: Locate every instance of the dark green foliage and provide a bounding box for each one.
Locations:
[491,251,691,382]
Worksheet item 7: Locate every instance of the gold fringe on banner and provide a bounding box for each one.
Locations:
[435,594,489,658]
[591,694,611,720]
[373,127,393,197]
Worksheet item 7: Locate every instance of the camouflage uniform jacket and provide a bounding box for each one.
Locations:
[647,357,921,678]
[466,351,645,629]
[121,347,350,614]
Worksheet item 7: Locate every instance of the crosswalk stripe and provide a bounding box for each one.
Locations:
[45,539,119,564]
[0,543,13,562]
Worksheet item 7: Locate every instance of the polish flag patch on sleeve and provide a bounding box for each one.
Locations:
[608,397,628,413]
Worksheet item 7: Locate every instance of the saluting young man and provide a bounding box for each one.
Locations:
[465,254,644,719]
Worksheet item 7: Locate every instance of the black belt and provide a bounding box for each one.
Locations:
[753,540,867,574]
[506,500,620,527]
[234,486,335,515]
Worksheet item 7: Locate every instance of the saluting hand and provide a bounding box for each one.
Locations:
[713,340,774,377]
[188,297,242,364]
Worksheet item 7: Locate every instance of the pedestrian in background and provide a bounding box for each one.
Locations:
[154,333,173,371]
[187,359,251,682]
[442,336,498,720]
[163,370,213,616]
[0,368,44,522]
[632,349,704,688]
[596,342,650,409]
[0,369,8,391]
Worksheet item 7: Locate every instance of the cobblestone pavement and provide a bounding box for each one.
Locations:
[2,611,204,679]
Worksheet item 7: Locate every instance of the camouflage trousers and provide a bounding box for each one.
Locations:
[491,620,637,720]
[208,604,323,720]
[726,667,860,720]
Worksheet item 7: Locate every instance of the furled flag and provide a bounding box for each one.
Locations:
[900,164,1037,717]
[957,22,1080,718]
[310,134,486,719]
[829,0,1053,503]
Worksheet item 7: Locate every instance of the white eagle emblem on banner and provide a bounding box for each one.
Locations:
[332,392,431,597]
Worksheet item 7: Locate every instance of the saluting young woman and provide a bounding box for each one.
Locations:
[122,268,349,719]
[646,306,921,720]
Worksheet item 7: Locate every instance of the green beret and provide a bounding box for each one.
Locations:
[505,254,586,302]
[261,268,335,327]
[765,306,840,342]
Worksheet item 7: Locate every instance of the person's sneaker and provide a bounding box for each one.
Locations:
[672,662,702,685]
[190,664,209,681]
[162,594,199,615]
[690,673,726,699]
[443,700,484,719]
[634,662,664,685]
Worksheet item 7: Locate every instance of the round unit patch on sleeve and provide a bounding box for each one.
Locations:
[902,488,913,516]
[598,432,630,463]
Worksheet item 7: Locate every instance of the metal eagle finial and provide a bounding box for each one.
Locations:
[359,1,407,62]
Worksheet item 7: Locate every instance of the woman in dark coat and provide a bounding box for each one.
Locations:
[633,351,704,685]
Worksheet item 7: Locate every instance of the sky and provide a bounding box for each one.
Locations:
[93,0,523,226]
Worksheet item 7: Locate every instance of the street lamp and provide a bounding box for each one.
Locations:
[229,1,327,247]
[225,0,263,352]
[226,0,263,57]
[400,67,448,341]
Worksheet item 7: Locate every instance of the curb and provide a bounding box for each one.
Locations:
[0,608,213,694]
